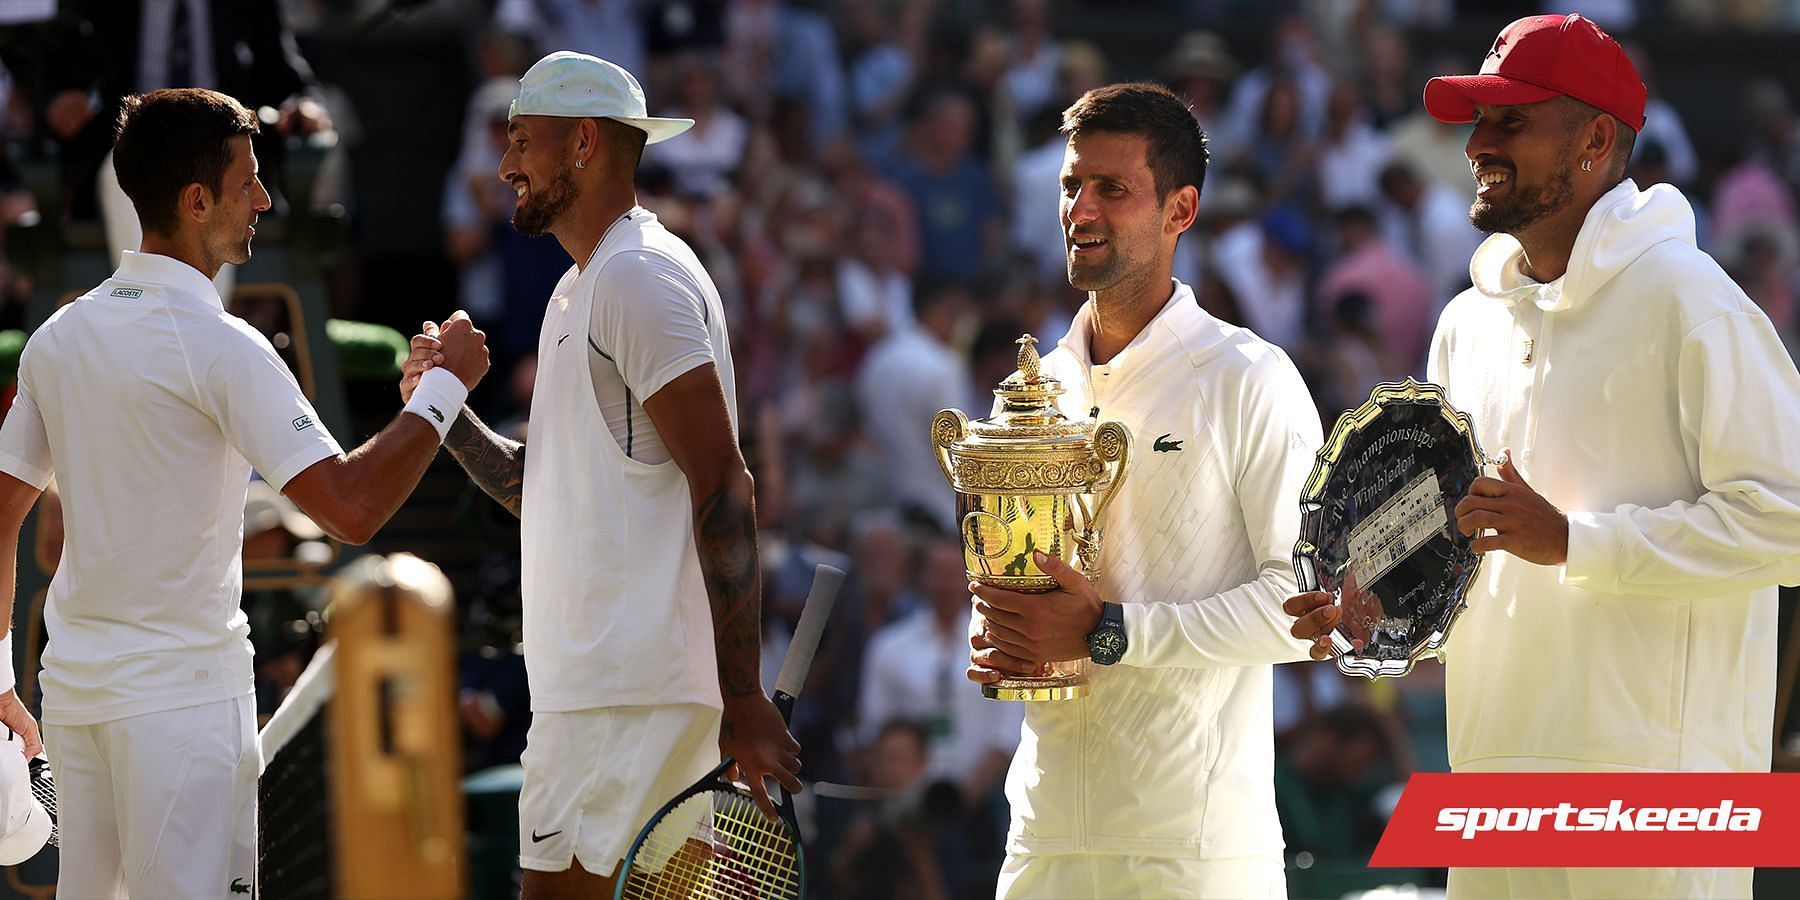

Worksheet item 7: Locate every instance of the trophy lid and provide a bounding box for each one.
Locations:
[967,335,1093,447]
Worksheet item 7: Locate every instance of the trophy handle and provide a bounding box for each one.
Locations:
[931,409,969,487]
[1090,421,1132,524]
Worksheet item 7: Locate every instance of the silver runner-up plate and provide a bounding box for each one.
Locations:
[1292,378,1486,678]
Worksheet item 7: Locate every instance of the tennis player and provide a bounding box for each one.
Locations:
[403,52,801,899]
[966,83,1322,898]
[0,88,489,898]
[1286,15,1800,898]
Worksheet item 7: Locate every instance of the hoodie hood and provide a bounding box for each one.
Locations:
[1468,179,1696,312]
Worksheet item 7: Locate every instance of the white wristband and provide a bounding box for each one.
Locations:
[0,632,15,695]
[403,367,469,442]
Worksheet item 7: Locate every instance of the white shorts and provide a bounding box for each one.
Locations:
[42,694,258,900]
[998,852,1286,900]
[518,703,720,875]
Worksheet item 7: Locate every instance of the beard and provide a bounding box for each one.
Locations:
[1469,157,1577,235]
[1066,233,1135,292]
[205,221,254,269]
[512,161,578,236]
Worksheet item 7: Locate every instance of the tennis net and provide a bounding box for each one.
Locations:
[258,642,337,899]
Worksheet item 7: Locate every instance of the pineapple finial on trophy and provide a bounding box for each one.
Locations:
[1015,334,1041,383]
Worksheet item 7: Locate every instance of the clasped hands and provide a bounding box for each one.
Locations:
[399,310,490,400]
[967,550,1104,685]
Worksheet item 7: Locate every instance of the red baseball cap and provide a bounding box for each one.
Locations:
[1424,14,1646,132]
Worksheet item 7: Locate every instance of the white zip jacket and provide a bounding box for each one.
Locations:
[1428,179,1800,776]
[997,281,1320,862]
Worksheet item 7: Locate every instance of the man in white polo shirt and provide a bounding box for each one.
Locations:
[965,83,1321,898]
[403,53,801,898]
[0,87,488,898]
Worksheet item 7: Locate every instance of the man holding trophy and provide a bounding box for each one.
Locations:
[1287,14,1800,899]
[957,83,1321,898]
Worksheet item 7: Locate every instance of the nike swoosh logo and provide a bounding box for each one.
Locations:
[531,829,563,843]
[557,333,571,346]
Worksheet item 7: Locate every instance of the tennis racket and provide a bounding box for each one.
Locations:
[27,755,56,849]
[3,726,56,850]
[613,563,845,900]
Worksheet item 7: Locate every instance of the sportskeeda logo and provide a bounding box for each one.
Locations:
[1436,801,1761,838]
[1369,773,1800,868]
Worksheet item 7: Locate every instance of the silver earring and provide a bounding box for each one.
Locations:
[1581,159,1593,172]
[576,159,586,169]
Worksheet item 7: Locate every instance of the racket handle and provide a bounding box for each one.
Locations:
[774,564,844,702]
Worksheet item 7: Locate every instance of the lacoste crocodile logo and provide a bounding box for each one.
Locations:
[1153,433,1184,453]
[427,405,445,423]
[230,878,250,894]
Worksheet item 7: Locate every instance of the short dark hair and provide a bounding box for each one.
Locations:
[548,117,648,177]
[1060,82,1209,203]
[1554,95,1636,180]
[112,89,260,235]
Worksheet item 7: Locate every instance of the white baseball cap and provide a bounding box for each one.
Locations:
[508,51,694,144]
[0,740,49,866]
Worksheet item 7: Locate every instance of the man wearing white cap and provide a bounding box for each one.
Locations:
[1285,14,1800,898]
[405,52,802,897]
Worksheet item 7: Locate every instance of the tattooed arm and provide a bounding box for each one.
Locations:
[401,322,524,518]
[443,410,526,518]
[643,362,801,819]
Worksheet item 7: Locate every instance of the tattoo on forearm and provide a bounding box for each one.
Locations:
[696,482,762,699]
[443,410,525,518]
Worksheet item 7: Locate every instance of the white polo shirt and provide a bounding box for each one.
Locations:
[0,251,342,726]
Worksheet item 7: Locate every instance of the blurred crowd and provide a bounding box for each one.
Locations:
[3,0,1800,897]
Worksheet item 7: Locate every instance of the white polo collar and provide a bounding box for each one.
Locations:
[114,251,223,310]
[1058,278,1201,370]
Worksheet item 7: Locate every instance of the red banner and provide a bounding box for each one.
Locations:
[1368,773,1800,867]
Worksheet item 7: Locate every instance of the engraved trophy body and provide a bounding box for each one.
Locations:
[932,336,1130,701]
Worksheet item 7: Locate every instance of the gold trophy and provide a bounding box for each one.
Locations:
[932,335,1131,701]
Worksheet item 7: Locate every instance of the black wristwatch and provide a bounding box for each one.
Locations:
[1086,601,1127,666]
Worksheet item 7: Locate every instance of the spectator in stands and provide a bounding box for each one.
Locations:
[889,89,1002,285]
[859,536,1023,803]
[1162,31,1239,159]
[1317,205,1434,373]
[41,0,330,223]
[826,719,954,900]
[1622,42,1698,187]
[1220,16,1330,155]
[854,279,973,531]
[646,54,749,200]
[1377,159,1482,302]
[1274,704,1406,866]
[1315,82,1393,214]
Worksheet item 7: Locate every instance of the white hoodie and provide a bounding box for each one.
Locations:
[999,282,1320,864]
[1427,180,1800,775]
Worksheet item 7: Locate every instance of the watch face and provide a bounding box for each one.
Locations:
[1090,626,1126,664]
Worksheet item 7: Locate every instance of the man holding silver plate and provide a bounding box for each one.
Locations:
[1286,14,1800,899]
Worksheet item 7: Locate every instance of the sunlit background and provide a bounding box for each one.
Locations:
[0,1,1796,897]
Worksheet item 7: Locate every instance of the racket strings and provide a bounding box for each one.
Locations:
[621,789,800,899]
[28,761,57,848]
